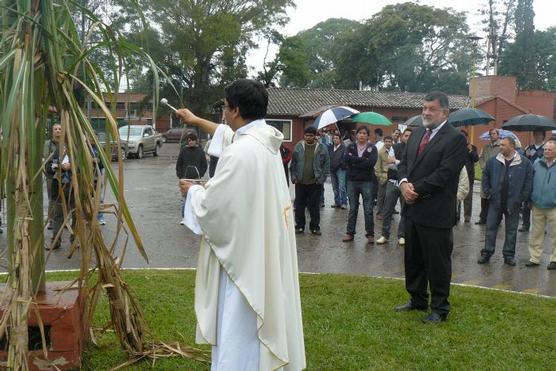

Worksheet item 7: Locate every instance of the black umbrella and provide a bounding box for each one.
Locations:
[404,115,422,128]
[448,108,495,127]
[502,113,556,132]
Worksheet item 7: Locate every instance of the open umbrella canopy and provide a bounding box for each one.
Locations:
[404,115,423,128]
[313,106,359,129]
[448,108,495,127]
[480,129,517,141]
[502,113,556,132]
[350,112,392,126]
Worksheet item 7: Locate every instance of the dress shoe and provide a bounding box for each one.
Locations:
[310,229,322,236]
[475,220,486,225]
[504,257,516,266]
[525,261,539,267]
[422,312,447,324]
[376,236,388,244]
[518,226,529,232]
[394,302,427,312]
[477,255,490,264]
[366,235,374,244]
[547,261,556,270]
[342,234,354,242]
[295,228,304,234]
[398,237,405,246]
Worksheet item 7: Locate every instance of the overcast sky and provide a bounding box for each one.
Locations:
[246,0,554,75]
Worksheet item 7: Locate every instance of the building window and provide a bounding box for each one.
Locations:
[266,119,292,142]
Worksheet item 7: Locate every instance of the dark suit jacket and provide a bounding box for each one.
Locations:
[398,123,467,228]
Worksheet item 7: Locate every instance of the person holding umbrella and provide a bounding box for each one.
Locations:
[458,130,479,223]
[477,128,501,225]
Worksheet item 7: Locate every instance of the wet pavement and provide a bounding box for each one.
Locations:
[1,143,555,297]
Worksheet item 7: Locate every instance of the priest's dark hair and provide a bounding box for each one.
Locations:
[224,79,268,120]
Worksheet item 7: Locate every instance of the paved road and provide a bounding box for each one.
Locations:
[1,143,555,297]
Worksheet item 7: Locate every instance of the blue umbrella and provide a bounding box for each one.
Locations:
[480,129,517,141]
[313,106,359,130]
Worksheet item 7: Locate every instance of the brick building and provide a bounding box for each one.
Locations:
[265,88,468,151]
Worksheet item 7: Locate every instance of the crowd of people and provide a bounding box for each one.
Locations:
[278,104,556,273]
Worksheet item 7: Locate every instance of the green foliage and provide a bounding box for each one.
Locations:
[111,0,293,115]
[499,0,540,89]
[279,4,473,94]
[356,3,472,93]
[278,18,362,88]
[43,270,556,370]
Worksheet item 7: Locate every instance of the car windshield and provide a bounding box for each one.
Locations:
[119,126,141,137]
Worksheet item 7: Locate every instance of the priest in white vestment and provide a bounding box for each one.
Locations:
[177,79,306,371]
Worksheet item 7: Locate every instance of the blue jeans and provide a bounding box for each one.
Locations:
[331,169,347,206]
[346,180,374,236]
[481,204,520,258]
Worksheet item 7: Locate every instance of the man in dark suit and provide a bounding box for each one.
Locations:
[395,91,467,324]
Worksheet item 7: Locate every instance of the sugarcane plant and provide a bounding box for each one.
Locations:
[0,0,206,369]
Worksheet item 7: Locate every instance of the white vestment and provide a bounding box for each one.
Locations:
[184,120,306,371]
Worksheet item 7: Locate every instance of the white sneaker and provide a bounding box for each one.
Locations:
[376,236,388,244]
[398,237,405,245]
[98,219,106,225]
[179,220,185,225]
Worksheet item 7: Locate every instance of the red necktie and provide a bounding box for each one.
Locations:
[417,129,432,156]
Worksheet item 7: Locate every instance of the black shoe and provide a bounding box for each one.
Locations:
[295,228,304,234]
[475,220,486,225]
[394,302,427,312]
[504,257,516,266]
[518,226,529,232]
[422,312,447,324]
[547,261,556,270]
[525,261,539,267]
[310,229,322,236]
[477,255,490,264]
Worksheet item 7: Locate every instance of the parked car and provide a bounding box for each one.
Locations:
[162,128,185,143]
[97,132,125,161]
[119,125,163,159]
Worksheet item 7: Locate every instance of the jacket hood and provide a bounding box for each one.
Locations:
[242,120,283,154]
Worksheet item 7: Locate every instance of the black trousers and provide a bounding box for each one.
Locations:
[404,218,453,315]
[479,197,489,222]
[294,183,321,231]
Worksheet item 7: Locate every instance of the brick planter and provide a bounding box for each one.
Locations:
[0,281,87,370]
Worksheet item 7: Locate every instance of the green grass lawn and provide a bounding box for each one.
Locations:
[46,270,555,370]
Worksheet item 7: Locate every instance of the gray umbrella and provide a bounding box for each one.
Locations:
[404,115,422,128]
[448,108,495,127]
[502,113,556,131]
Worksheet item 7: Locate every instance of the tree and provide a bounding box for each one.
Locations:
[112,0,293,116]
[277,18,362,87]
[499,0,544,89]
[334,3,473,94]
[480,0,516,75]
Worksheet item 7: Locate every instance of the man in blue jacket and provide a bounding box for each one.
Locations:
[478,137,533,266]
[290,126,330,235]
[526,139,556,270]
